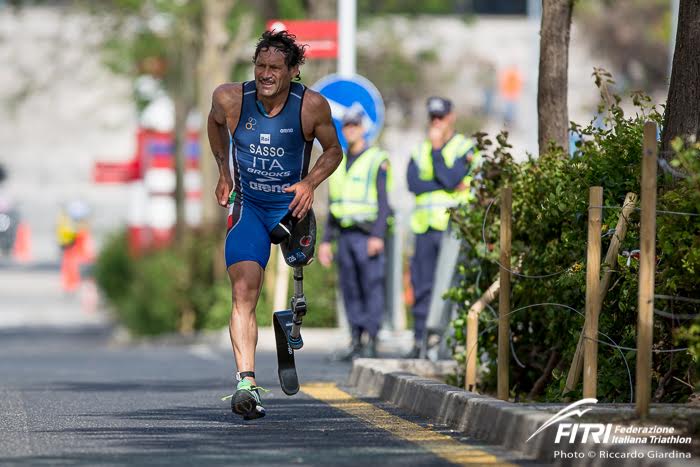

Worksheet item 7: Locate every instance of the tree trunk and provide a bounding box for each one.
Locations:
[307,0,336,19]
[172,19,197,244]
[537,0,573,154]
[173,93,188,243]
[662,0,700,153]
[197,0,253,226]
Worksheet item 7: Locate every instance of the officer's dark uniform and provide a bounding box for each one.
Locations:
[322,110,392,358]
[406,97,477,355]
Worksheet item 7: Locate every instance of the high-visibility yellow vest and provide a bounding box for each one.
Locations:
[56,212,77,248]
[328,146,391,229]
[410,134,479,234]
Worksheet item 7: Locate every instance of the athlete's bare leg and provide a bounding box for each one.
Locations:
[228,260,264,386]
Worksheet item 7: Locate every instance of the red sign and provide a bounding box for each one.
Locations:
[92,159,139,183]
[266,20,338,59]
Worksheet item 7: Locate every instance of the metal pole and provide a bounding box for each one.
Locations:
[583,186,603,399]
[338,0,356,77]
[290,267,305,340]
[389,216,406,331]
[669,0,680,77]
[636,122,658,418]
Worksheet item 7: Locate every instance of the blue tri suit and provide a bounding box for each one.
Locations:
[225,80,313,269]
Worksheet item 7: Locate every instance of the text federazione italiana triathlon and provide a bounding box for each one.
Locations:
[555,424,692,444]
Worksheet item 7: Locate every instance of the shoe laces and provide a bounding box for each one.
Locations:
[221,385,270,401]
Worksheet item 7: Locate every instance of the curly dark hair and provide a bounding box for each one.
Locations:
[253,30,307,78]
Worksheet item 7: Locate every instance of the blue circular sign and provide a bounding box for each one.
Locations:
[311,74,385,151]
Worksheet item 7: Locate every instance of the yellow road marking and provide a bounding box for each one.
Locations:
[301,382,515,466]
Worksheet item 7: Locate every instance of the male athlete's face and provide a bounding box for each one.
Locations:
[254,47,299,99]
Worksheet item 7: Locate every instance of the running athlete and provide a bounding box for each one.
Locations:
[207,30,342,420]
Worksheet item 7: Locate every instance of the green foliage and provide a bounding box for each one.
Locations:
[95,228,228,336]
[358,0,462,16]
[94,231,134,306]
[296,257,339,327]
[254,259,338,329]
[95,0,259,111]
[117,249,185,335]
[95,227,338,336]
[277,0,306,19]
[447,75,699,403]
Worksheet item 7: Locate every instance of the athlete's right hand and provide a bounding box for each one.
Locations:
[318,242,333,268]
[215,175,234,207]
[284,179,315,218]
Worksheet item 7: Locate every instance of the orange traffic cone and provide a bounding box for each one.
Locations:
[61,245,80,292]
[74,228,96,264]
[12,222,32,263]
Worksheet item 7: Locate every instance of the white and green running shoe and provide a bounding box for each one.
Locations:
[225,379,266,420]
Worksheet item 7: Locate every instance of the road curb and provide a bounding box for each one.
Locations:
[348,359,699,466]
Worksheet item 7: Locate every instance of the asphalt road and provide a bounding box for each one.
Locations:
[0,265,523,466]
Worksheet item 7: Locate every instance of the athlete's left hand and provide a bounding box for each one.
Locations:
[284,179,315,218]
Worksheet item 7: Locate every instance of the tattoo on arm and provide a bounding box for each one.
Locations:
[207,102,231,177]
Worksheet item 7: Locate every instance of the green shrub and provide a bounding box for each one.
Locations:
[253,224,339,328]
[95,224,338,336]
[94,231,133,306]
[118,249,184,335]
[447,75,699,403]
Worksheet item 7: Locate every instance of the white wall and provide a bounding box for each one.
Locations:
[0,6,137,261]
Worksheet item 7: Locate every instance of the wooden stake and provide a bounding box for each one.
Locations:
[465,309,479,392]
[583,186,603,399]
[465,279,500,391]
[600,192,639,303]
[497,187,512,401]
[636,122,657,418]
[273,246,290,312]
[564,192,637,398]
[264,246,278,306]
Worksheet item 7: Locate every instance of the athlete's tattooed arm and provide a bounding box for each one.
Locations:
[208,84,241,207]
[286,90,342,218]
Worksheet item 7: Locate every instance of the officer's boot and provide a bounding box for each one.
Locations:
[402,341,421,359]
[335,334,363,362]
[363,335,378,358]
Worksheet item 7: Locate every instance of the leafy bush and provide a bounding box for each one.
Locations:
[447,76,699,402]
[95,226,338,336]
[254,258,339,328]
[94,231,134,306]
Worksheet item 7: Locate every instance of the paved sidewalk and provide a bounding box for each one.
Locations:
[0,262,108,329]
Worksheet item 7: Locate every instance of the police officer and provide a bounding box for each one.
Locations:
[318,107,392,360]
[405,96,478,358]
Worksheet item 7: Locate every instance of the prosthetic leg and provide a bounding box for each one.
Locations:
[270,210,316,396]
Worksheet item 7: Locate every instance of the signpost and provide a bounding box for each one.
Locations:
[312,73,401,332]
[312,74,385,151]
